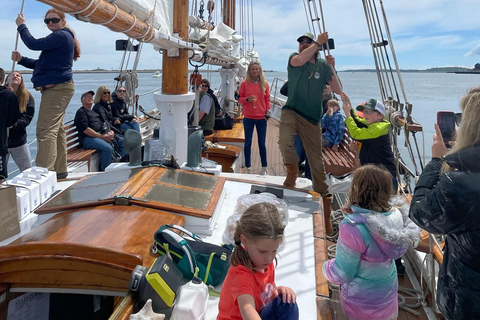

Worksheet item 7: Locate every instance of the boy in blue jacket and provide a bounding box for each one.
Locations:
[321,99,344,151]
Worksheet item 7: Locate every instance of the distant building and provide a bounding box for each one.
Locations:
[475,63,480,70]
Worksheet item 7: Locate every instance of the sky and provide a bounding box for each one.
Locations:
[1,0,480,72]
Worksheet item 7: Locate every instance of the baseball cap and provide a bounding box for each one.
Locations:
[297,32,315,43]
[81,90,95,100]
[356,99,385,115]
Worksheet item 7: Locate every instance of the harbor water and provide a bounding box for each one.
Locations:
[6,70,480,176]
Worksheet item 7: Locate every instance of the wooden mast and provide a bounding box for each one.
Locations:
[161,0,189,94]
[223,0,236,29]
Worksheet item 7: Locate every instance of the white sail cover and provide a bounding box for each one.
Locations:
[112,0,173,35]
[112,0,255,69]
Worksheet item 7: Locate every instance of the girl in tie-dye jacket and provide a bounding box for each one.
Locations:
[323,165,420,320]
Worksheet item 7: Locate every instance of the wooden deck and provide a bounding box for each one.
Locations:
[244,118,287,176]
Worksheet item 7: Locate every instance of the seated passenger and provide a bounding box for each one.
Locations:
[111,86,140,133]
[93,85,122,136]
[321,99,344,151]
[189,83,215,136]
[74,91,125,171]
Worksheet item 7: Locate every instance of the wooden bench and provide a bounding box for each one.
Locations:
[322,129,359,176]
[203,144,243,173]
[65,120,98,171]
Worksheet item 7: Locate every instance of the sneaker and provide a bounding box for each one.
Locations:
[261,167,268,175]
[56,172,68,180]
[396,265,405,277]
[246,167,251,174]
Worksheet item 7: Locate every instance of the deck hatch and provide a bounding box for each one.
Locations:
[143,184,210,210]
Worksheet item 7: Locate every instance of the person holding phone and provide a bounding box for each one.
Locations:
[409,87,480,320]
[437,111,456,148]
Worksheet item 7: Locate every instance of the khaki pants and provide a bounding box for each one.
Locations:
[278,109,330,196]
[36,82,75,173]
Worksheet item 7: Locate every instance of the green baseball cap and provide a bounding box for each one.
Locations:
[297,32,315,42]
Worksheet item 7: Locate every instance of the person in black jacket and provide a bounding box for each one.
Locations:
[93,85,122,136]
[74,91,125,171]
[0,68,20,181]
[6,71,35,172]
[111,86,140,133]
[409,87,480,320]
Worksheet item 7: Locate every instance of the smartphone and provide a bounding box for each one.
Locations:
[322,38,335,50]
[437,111,456,147]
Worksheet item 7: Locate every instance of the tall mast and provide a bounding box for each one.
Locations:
[162,0,189,94]
[223,0,235,29]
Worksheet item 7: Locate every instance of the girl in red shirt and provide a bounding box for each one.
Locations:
[217,203,298,320]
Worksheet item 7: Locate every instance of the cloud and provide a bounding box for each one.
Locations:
[2,0,480,72]
[465,44,480,57]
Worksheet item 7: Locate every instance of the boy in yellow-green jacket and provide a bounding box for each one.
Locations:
[340,92,397,188]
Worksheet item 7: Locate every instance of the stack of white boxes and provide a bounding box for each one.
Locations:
[3,166,57,223]
[7,177,40,221]
[23,167,57,200]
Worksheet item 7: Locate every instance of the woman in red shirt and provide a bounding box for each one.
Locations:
[238,62,271,175]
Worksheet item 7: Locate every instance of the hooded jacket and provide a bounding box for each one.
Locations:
[409,146,480,320]
[323,200,420,320]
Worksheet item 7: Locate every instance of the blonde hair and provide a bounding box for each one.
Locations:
[94,86,113,104]
[45,8,81,61]
[231,203,284,271]
[349,164,393,212]
[441,87,480,173]
[246,61,267,94]
[6,72,31,114]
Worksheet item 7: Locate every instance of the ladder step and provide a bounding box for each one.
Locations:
[311,18,321,22]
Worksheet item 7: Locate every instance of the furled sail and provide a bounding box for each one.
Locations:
[36,0,254,70]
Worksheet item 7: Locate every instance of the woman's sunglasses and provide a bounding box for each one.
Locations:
[103,92,111,95]
[44,18,61,24]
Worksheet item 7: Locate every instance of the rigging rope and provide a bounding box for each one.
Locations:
[361,0,425,194]
[9,0,26,86]
[302,0,343,91]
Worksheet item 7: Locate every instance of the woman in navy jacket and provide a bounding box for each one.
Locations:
[11,9,80,178]
[409,87,480,320]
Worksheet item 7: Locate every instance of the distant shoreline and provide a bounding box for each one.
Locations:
[12,68,479,74]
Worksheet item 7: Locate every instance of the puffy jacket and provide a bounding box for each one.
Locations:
[323,200,420,320]
[409,147,480,320]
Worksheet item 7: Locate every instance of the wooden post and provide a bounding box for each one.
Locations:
[162,0,189,94]
[223,0,235,29]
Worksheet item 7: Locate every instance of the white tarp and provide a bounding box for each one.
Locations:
[112,0,173,35]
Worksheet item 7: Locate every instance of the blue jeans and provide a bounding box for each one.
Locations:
[243,117,267,168]
[121,121,140,133]
[259,296,299,320]
[294,135,311,180]
[83,136,125,171]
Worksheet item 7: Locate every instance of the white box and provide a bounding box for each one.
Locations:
[8,177,41,210]
[24,166,57,198]
[21,171,50,204]
[15,187,31,221]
